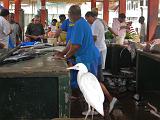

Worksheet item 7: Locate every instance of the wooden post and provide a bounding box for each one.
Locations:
[147,0,159,41]
[91,0,96,9]
[3,0,9,9]
[40,0,47,26]
[103,0,109,23]
[14,0,21,23]
[119,0,126,14]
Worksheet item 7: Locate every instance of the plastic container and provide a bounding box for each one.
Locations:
[47,38,57,46]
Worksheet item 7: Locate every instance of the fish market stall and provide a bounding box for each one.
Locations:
[0,46,70,119]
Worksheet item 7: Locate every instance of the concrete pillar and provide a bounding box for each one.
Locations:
[119,0,126,14]
[103,0,109,23]
[91,0,96,9]
[3,0,9,9]
[14,0,21,23]
[147,0,159,41]
[40,0,47,26]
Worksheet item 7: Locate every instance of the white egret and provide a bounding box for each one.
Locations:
[67,63,104,120]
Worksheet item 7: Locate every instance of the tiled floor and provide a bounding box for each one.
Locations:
[70,90,160,120]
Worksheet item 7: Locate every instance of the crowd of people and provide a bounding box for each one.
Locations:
[0,4,160,116]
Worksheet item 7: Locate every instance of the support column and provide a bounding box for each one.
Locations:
[91,0,96,9]
[147,0,159,41]
[103,0,109,23]
[40,0,47,26]
[3,0,9,9]
[14,0,21,23]
[119,0,126,14]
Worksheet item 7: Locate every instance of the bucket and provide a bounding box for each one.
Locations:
[47,38,57,46]
[115,36,124,45]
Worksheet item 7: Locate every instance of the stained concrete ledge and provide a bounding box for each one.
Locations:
[52,118,90,120]
[0,53,69,78]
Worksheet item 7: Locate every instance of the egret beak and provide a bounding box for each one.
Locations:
[67,66,76,70]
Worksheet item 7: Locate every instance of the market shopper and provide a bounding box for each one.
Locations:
[54,18,79,96]
[138,16,146,43]
[91,7,117,36]
[0,8,12,49]
[54,4,100,81]
[9,13,22,46]
[85,11,118,113]
[56,14,66,29]
[54,5,101,102]
[25,15,45,42]
[112,13,129,44]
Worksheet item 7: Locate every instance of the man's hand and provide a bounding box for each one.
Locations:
[25,34,41,40]
[120,26,128,30]
[24,37,31,42]
[53,52,66,60]
[0,43,5,49]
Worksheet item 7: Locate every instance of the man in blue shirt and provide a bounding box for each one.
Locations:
[54,5,100,76]
[54,5,118,114]
[54,6,100,90]
[55,19,78,89]
[55,18,74,44]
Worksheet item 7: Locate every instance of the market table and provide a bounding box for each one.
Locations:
[0,52,70,119]
[136,50,160,93]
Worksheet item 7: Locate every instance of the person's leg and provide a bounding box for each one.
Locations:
[67,59,80,99]
[97,63,117,113]
[100,82,112,102]
[101,49,107,70]
[97,64,113,102]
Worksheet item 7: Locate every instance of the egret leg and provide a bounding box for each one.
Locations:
[91,107,94,120]
[84,104,91,120]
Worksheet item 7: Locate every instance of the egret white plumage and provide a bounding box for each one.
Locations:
[67,63,104,120]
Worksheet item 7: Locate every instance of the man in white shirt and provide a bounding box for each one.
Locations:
[9,13,22,47]
[85,11,118,114]
[138,16,146,43]
[85,11,107,70]
[112,13,129,44]
[0,9,12,48]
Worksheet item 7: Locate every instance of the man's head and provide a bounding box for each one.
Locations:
[51,19,57,26]
[33,15,40,24]
[91,7,98,17]
[68,5,81,22]
[0,8,9,20]
[31,18,34,23]
[85,11,96,24]
[9,13,15,23]
[118,13,126,23]
[139,16,145,24]
[59,14,66,22]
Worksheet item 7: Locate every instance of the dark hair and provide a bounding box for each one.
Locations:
[91,7,98,17]
[34,15,40,19]
[119,13,126,19]
[139,16,145,21]
[52,19,57,23]
[59,14,66,19]
[0,9,9,17]
[10,13,14,16]
[69,5,81,16]
[85,11,96,18]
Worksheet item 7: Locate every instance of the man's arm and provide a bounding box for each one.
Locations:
[3,19,12,35]
[93,35,97,42]
[54,28,62,38]
[54,41,71,58]
[108,27,118,36]
[25,34,39,40]
[65,44,80,58]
